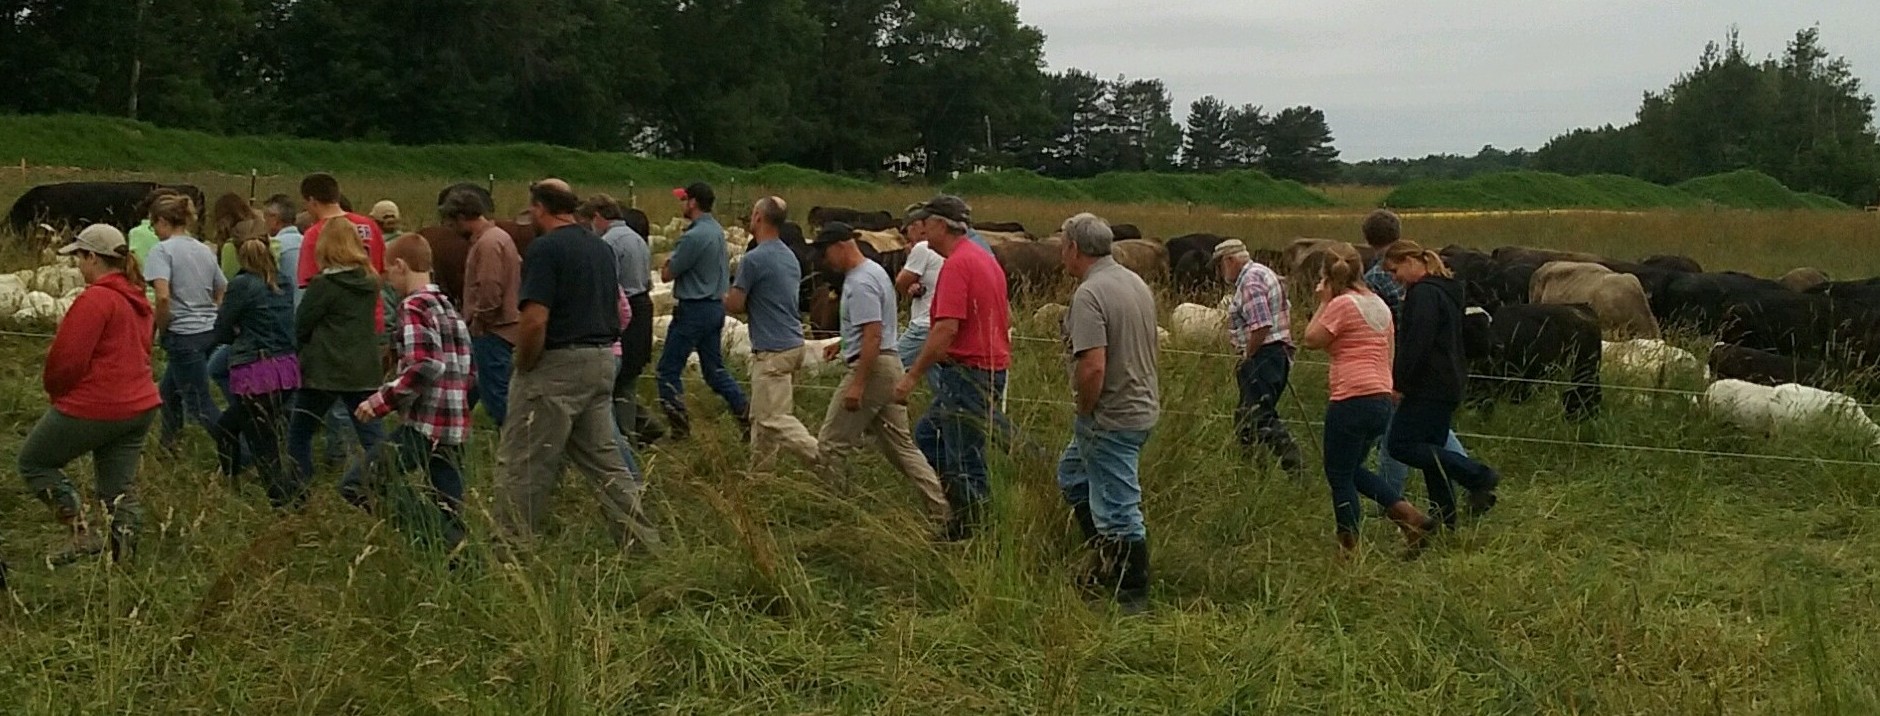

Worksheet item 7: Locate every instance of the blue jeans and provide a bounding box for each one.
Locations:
[656,299,749,413]
[1323,396,1404,535]
[208,344,234,403]
[1056,415,1152,540]
[1387,397,1499,526]
[896,322,930,371]
[612,356,645,485]
[158,331,224,446]
[915,363,1008,506]
[1234,342,1302,469]
[471,334,515,425]
[285,389,384,509]
[375,424,468,548]
[1377,425,1466,496]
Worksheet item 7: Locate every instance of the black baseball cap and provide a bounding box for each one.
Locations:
[811,221,857,247]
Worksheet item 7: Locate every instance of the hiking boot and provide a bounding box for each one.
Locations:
[48,529,106,567]
[1335,532,1360,561]
[1466,489,1499,518]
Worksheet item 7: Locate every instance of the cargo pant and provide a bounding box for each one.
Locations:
[818,353,949,521]
[494,346,662,554]
[18,407,156,542]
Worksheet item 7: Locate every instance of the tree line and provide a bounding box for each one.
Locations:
[1343,28,1880,205]
[0,0,1340,183]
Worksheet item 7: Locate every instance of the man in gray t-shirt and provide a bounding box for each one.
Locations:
[811,226,948,524]
[1053,213,1158,615]
[728,196,817,469]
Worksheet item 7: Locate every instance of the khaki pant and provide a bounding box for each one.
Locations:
[818,354,949,520]
[750,347,821,470]
[494,347,662,554]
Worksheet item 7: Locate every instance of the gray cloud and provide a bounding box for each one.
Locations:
[1016,0,1880,159]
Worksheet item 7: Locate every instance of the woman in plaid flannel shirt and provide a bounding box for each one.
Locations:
[356,234,474,550]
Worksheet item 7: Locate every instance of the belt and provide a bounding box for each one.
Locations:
[677,297,720,303]
[847,349,896,365]
[545,342,613,351]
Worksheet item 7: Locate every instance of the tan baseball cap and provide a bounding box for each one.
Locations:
[370,200,401,222]
[58,224,128,256]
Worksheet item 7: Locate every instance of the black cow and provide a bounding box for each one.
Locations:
[1165,233,1231,295]
[1649,271,1784,335]
[808,206,896,231]
[1464,303,1603,421]
[971,221,1028,235]
[1111,223,1144,241]
[8,181,205,237]
[1708,343,1826,387]
[1640,254,1704,274]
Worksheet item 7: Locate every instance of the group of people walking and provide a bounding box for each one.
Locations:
[10,171,1501,611]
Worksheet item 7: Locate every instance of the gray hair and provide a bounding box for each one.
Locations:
[754,195,788,227]
[261,193,295,223]
[1061,212,1113,257]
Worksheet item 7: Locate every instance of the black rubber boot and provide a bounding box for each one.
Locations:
[1071,503,1103,589]
[1071,502,1099,542]
[661,400,692,441]
[1115,537,1151,615]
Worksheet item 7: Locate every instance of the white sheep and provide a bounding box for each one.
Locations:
[721,318,752,364]
[1705,379,1880,447]
[800,337,845,377]
[1170,303,1228,344]
[12,290,58,322]
[1603,339,1705,379]
[1032,303,1068,327]
[33,265,83,295]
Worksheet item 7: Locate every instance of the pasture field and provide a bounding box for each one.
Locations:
[2,168,1880,713]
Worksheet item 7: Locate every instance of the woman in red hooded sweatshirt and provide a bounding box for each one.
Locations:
[19,224,163,565]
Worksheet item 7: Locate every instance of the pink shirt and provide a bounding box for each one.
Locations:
[1314,292,1394,401]
[930,240,1011,371]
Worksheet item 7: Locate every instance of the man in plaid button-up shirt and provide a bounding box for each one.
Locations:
[1211,239,1305,475]
[357,234,474,550]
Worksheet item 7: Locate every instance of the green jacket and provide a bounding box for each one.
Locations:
[296,267,384,392]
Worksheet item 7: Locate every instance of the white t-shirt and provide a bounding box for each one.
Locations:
[902,241,944,329]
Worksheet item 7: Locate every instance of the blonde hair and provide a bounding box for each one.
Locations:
[237,237,281,292]
[314,216,373,274]
[1320,242,1369,295]
[149,193,197,231]
[1382,240,1452,279]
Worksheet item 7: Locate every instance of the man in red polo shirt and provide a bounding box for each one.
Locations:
[295,173,387,299]
[894,194,1011,541]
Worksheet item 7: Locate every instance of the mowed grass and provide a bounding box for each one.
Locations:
[1,168,1879,713]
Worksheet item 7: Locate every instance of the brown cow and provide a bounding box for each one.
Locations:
[1494,245,1605,266]
[1779,267,1830,293]
[976,230,1031,247]
[1530,261,1661,340]
[992,240,1065,299]
[1110,239,1169,286]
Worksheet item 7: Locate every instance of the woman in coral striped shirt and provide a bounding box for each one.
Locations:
[1300,242,1435,558]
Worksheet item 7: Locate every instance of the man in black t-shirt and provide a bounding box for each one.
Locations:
[493,178,660,557]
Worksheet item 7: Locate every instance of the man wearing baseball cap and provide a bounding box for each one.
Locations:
[22,224,162,564]
[1212,239,1305,475]
[811,222,950,525]
[369,200,403,238]
[657,181,750,440]
[893,194,1012,540]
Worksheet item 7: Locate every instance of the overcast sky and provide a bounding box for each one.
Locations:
[1013,1,1880,160]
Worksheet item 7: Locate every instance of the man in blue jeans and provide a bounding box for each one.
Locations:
[1361,209,1469,493]
[1213,239,1305,476]
[657,181,750,440]
[1054,213,1160,614]
[894,195,1012,541]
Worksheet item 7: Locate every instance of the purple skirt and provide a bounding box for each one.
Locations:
[230,354,302,396]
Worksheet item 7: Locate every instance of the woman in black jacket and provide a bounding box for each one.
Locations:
[1380,241,1501,529]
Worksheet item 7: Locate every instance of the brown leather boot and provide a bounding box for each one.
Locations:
[1335,532,1360,561]
[1386,501,1435,556]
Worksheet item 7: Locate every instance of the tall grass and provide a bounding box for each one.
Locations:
[2,167,1879,712]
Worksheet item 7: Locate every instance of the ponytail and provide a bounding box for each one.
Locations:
[1320,241,1368,295]
[1382,240,1452,279]
[101,245,145,289]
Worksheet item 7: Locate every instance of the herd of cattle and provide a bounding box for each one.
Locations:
[8,182,1880,444]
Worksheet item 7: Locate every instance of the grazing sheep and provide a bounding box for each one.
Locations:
[1602,339,1704,379]
[1170,302,1227,344]
[1704,379,1880,447]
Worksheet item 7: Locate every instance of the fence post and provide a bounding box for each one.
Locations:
[628,181,636,209]
[248,168,257,204]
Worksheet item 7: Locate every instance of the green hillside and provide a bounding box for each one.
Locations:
[943,169,1335,209]
[1384,169,1850,211]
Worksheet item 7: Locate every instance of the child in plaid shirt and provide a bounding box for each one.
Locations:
[356,234,475,550]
